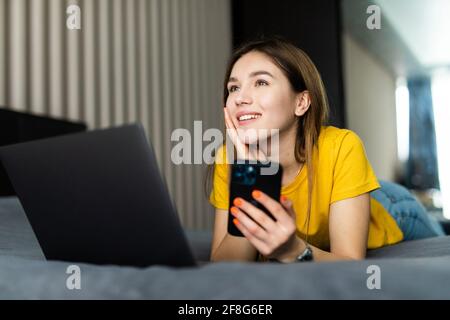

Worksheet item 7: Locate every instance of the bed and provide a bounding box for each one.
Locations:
[1,196,450,299]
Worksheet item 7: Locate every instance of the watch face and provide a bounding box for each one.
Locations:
[303,248,314,261]
[297,246,313,262]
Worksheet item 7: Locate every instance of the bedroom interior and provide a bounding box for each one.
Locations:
[0,0,449,299]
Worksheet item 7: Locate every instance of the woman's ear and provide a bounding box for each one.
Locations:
[295,91,311,117]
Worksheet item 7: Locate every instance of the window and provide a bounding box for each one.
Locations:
[432,70,450,219]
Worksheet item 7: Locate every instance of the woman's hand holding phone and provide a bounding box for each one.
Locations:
[224,107,304,262]
[230,190,304,263]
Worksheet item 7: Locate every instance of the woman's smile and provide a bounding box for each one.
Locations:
[235,111,262,126]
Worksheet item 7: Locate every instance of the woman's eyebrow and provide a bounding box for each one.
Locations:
[228,70,275,83]
[249,70,275,78]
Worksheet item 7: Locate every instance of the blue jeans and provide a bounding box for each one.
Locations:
[370,180,445,241]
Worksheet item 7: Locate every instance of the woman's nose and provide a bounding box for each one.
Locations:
[235,88,253,106]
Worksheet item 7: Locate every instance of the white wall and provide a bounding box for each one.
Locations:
[342,32,398,181]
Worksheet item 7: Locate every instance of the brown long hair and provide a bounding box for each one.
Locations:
[207,37,329,239]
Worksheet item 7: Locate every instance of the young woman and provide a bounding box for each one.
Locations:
[209,37,444,263]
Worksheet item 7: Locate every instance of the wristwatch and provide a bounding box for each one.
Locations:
[267,243,314,263]
[296,245,313,262]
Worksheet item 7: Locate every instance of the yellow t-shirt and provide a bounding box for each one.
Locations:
[209,126,404,250]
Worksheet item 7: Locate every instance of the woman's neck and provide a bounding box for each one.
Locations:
[276,125,303,186]
[254,123,302,186]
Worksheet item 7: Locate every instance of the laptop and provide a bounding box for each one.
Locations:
[0,124,196,268]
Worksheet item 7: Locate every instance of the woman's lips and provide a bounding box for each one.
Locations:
[238,117,260,126]
[235,112,262,126]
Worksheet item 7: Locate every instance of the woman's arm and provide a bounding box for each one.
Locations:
[277,193,370,262]
[210,208,258,262]
[328,193,370,259]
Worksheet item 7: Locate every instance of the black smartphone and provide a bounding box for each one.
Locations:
[228,161,283,237]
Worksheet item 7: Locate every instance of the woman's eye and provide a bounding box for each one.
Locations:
[228,85,239,93]
[256,80,268,87]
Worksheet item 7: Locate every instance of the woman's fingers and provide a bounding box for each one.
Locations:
[223,106,235,130]
[223,108,249,160]
[251,190,292,225]
[280,195,296,220]
[232,218,271,255]
[232,197,277,231]
[230,207,271,242]
[231,194,298,259]
[256,146,268,163]
[230,205,268,242]
[251,191,297,241]
[223,107,268,162]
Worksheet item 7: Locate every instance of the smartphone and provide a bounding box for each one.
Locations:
[228,161,283,237]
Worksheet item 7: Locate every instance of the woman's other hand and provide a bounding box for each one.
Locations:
[223,107,268,163]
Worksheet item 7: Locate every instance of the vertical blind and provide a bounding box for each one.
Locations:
[0,0,232,230]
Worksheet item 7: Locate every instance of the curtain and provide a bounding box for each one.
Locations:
[0,0,232,230]
[406,77,440,190]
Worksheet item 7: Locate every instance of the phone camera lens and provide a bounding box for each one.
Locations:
[233,164,257,185]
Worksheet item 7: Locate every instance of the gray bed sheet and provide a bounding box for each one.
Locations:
[1,197,450,299]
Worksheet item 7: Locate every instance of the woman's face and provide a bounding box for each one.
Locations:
[225,51,303,144]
